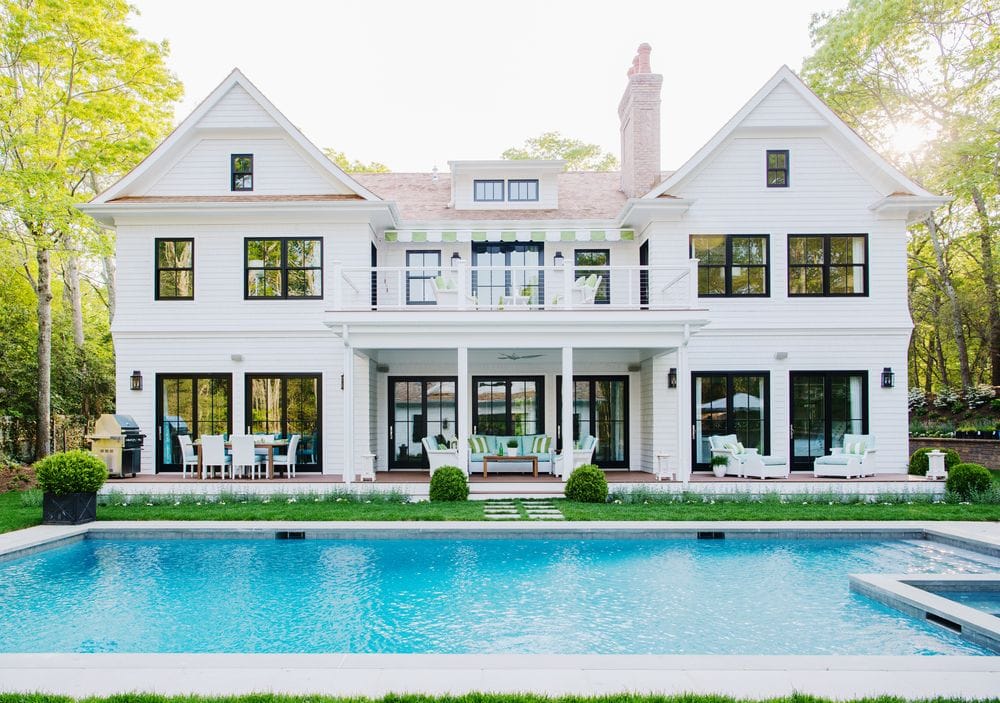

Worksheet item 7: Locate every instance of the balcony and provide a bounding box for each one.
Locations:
[331,261,700,312]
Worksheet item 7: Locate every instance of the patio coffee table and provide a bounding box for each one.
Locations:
[483,454,538,478]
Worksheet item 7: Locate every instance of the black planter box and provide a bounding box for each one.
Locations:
[42,492,97,525]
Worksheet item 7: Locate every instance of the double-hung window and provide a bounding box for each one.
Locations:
[788,234,867,296]
[766,150,788,187]
[406,250,441,305]
[231,154,253,191]
[690,235,769,297]
[473,179,504,202]
[155,238,194,300]
[245,237,323,299]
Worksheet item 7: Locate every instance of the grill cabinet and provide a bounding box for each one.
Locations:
[88,414,145,478]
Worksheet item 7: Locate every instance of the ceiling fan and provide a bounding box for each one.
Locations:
[497,352,544,361]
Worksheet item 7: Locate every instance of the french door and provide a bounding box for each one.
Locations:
[471,243,544,307]
[245,374,322,471]
[692,372,769,470]
[389,377,457,469]
[556,376,629,469]
[156,374,231,472]
[473,376,544,436]
[790,371,867,470]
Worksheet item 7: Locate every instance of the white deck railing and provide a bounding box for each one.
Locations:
[331,261,700,311]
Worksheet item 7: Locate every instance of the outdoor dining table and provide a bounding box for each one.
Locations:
[192,438,290,480]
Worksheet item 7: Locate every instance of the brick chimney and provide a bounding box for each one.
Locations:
[619,43,663,198]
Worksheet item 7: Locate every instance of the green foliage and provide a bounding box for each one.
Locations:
[34,450,107,495]
[506,439,519,448]
[429,466,469,502]
[564,464,608,503]
[945,462,993,499]
[710,455,730,466]
[503,131,618,171]
[323,148,390,173]
[908,447,961,476]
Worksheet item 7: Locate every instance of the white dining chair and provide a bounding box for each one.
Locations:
[177,434,199,479]
[231,434,266,480]
[272,434,300,478]
[201,434,231,480]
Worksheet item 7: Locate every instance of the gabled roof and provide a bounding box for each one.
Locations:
[90,69,381,204]
[644,65,944,202]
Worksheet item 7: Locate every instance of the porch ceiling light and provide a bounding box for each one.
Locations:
[668,368,677,388]
[881,367,895,388]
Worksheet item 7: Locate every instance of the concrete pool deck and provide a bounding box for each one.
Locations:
[0,520,998,698]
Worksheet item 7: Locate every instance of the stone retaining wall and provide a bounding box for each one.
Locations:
[909,437,1000,469]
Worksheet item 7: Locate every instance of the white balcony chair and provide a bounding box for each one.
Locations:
[177,434,199,479]
[813,433,877,478]
[272,434,300,478]
[200,434,232,480]
[431,275,477,308]
[422,436,460,476]
[552,274,603,306]
[230,434,266,480]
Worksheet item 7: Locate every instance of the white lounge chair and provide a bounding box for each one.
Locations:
[552,274,604,306]
[200,434,232,480]
[558,434,598,478]
[422,436,460,475]
[431,275,477,308]
[177,434,199,479]
[708,434,788,479]
[813,433,877,478]
[230,434,266,480]
[272,434,300,478]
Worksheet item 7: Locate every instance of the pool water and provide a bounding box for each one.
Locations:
[931,591,1000,617]
[0,536,995,655]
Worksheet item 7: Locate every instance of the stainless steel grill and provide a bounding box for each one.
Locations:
[88,414,145,478]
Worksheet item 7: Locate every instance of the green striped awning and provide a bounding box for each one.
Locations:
[383,229,635,243]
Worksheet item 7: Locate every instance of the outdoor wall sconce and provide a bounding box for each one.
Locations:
[668,368,677,388]
[451,252,462,266]
[553,251,565,267]
[340,374,345,390]
[881,367,895,388]
[130,370,143,391]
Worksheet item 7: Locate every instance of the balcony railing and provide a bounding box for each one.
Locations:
[331,261,700,311]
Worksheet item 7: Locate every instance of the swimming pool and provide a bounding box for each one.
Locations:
[0,535,995,655]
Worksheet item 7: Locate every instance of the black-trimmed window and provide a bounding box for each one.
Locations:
[406,250,441,305]
[246,373,322,471]
[556,376,629,469]
[508,179,539,202]
[574,249,610,304]
[231,154,253,191]
[245,237,322,299]
[474,179,504,202]
[690,234,769,297]
[155,238,194,300]
[766,150,788,187]
[788,234,868,296]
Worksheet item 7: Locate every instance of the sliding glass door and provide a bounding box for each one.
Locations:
[389,377,457,469]
[156,374,231,472]
[557,376,629,469]
[471,243,544,307]
[245,374,322,471]
[473,377,544,436]
[692,372,769,470]
[790,372,867,470]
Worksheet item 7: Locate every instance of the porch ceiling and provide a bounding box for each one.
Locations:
[363,347,671,367]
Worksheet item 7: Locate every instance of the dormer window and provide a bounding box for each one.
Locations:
[766,150,788,188]
[508,179,539,202]
[474,179,504,202]
[231,154,254,191]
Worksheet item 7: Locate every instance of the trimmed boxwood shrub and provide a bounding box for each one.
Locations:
[34,450,107,495]
[908,447,961,476]
[946,462,993,500]
[429,466,468,501]
[565,464,608,503]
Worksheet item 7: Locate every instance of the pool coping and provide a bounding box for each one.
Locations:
[1,520,998,697]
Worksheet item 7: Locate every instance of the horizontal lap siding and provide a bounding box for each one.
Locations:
[741,82,827,128]
[197,85,279,129]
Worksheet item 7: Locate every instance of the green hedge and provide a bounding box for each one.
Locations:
[945,462,993,499]
[34,450,107,495]
[565,464,608,503]
[908,447,961,476]
[429,466,468,501]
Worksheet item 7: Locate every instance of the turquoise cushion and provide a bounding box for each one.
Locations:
[469,453,487,463]
[815,455,853,466]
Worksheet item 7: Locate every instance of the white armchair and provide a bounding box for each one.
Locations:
[422,436,461,476]
[552,274,604,307]
[431,275,477,309]
[813,433,877,478]
[707,434,788,479]
[559,434,598,478]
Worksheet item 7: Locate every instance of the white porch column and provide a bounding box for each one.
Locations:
[342,325,355,484]
[457,346,469,475]
[676,330,691,484]
[560,346,574,479]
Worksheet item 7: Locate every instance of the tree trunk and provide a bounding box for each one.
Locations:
[63,247,89,416]
[924,335,933,394]
[35,245,52,459]
[102,255,116,325]
[926,216,972,388]
[970,186,999,386]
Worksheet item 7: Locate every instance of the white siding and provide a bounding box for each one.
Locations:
[451,170,559,211]
[741,81,827,128]
[198,84,280,130]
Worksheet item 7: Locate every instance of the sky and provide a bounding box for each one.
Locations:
[129,0,850,173]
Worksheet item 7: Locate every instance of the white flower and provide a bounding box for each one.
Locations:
[219,502,226,505]
[173,501,180,506]
[287,498,297,504]
[195,502,201,506]
[145,503,153,507]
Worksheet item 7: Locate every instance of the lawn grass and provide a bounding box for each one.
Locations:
[0,694,996,703]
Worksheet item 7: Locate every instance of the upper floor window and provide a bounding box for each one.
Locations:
[245,237,322,299]
[788,234,867,296]
[155,238,194,300]
[231,154,253,191]
[690,234,769,297]
[574,249,610,304]
[766,150,788,188]
[474,179,504,202]
[508,179,539,202]
[406,250,441,305]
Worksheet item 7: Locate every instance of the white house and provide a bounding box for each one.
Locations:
[81,44,946,484]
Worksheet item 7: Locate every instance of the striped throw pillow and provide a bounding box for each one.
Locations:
[468,435,489,454]
[531,436,551,453]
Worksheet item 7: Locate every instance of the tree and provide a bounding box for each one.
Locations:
[323,149,389,173]
[502,131,619,171]
[0,0,182,458]
[803,0,999,388]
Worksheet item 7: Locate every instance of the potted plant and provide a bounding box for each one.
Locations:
[34,450,108,525]
[506,439,519,457]
[710,454,730,478]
